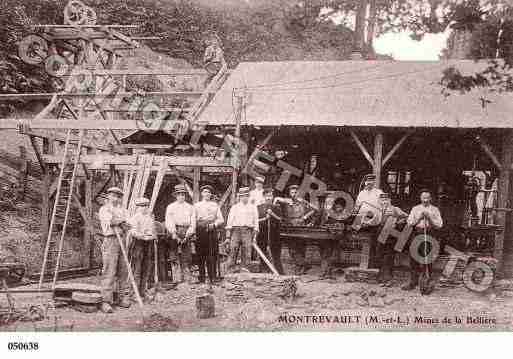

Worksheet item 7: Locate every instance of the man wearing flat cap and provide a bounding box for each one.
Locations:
[249,175,265,207]
[194,184,224,284]
[127,197,157,299]
[275,184,316,275]
[98,187,131,313]
[354,174,383,222]
[165,184,196,283]
[376,193,408,287]
[225,187,259,272]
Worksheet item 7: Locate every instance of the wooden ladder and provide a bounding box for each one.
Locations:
[38,129,85,292]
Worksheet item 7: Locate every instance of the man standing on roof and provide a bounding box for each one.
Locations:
[127,197,156,300]
[203,33,226,87]
[165,184,196,283]
[194,185,224,284]
[225,187,259,273]
[402,189,443,293]
[276,184,316,275]
[249,175,266,206]
[98,187,131,313]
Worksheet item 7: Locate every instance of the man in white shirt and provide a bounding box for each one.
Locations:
[249,175,265,206]
[194,185,224,284]
[127,197,156,300]
[98,187,131,313]
[354,174,383,223]
[225,187,259,272]
[165,184,196,283]
[402,189,443,292]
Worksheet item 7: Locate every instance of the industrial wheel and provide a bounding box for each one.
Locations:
[18,35,49,65]
[64,1,95,26]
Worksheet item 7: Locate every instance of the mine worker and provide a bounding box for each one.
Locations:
[354,174,383,220]
[402,189,443,292]
[98,187,131,313]
[320,197,351,278]
[225,187,259,272]
[203,33,226,87]
[194,184,224,284]
[257,188,284,274]
[249,175,266,206]
[165,184,196,283]
[376,193,408,287]
[127,197,157,300]
[276,184,316,275]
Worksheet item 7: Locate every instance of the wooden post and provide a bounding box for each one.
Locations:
[193,149,201,203]
[497,130,513,277]
[231,94,243,205]
[373,133,384,189]
[84,176,93,269]
[18,146,28,201]
[41,136,54,241]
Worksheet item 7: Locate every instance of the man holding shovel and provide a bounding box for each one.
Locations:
[165,184,196,283]
[127,197,157,301]
[257,188,284,274]
[98,187,131,313]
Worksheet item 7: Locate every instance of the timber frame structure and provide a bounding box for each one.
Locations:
[0,12,236,277]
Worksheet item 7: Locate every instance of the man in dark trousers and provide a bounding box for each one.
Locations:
[375,193,408,287]
[276,184,316,275]
[194,185,224,285]
[257,188,284,274]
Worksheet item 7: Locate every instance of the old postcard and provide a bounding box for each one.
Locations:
[1,0,513,342]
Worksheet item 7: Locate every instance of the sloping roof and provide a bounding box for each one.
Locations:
[199,60,513,128]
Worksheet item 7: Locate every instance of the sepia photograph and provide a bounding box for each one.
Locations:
[0,0,513,341]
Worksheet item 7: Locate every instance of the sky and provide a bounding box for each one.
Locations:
[374,29,452,61]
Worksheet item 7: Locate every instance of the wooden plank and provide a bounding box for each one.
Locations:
[84,178,93,269]
[498,130,513,277]
[231,96,243,205]
[42,154,233,167]
[28,135,46,173]
[149,158,167,210]
[349,130,374,167]
[0,91,209,100]
[0,119,190,130]
[476,135,502,171]
[382,131,412,167]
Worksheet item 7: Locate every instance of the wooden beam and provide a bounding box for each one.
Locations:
[476,136,502,171]
[84,178,93,269]
[382,131,412,167]
[498,130,513,277]
[42,154,233,168]
[373,133,384,189]
[0,119,188,130]
[349,130,374,167]
[0,91,210,100]
[28,135,46,174]
[232,95,243,205]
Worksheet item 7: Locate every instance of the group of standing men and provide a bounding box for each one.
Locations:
[97,173,444,313]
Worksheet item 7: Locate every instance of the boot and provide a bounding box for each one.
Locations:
[401,273,418,291]
[118,297,131,308]
[100,302,114,313]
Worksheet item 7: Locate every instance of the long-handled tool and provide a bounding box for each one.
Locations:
[114,228,144,318]
[419,216,434,295]
[252,225,279,276]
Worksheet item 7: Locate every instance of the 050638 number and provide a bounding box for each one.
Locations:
[8,342,39,351]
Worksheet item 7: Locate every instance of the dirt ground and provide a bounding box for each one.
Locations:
[2,266,513,332]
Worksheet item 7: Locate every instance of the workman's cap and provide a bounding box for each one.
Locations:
[200,184,215,193]
[135,197,150,207]
[254,175,265,183]
[364,174,376,181]
[238,187,250,196]
[263,188,274,195]
[173,184,188,195]
[419,188,432,195]
[288,184,299,191]
[106,187,123,196]
[379,193,390,199]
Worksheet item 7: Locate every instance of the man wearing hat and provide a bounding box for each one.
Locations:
[225,187,259,272]
[376,193,408,286]
[403,189,443,292]
[165,184,196,283]
[249,175,266,206]
[354,174,383,221]
[98,187,131,313]
[276,184,316,275]
[257,188,284,274]
[127,197,157,299]
[194,184,224,284]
